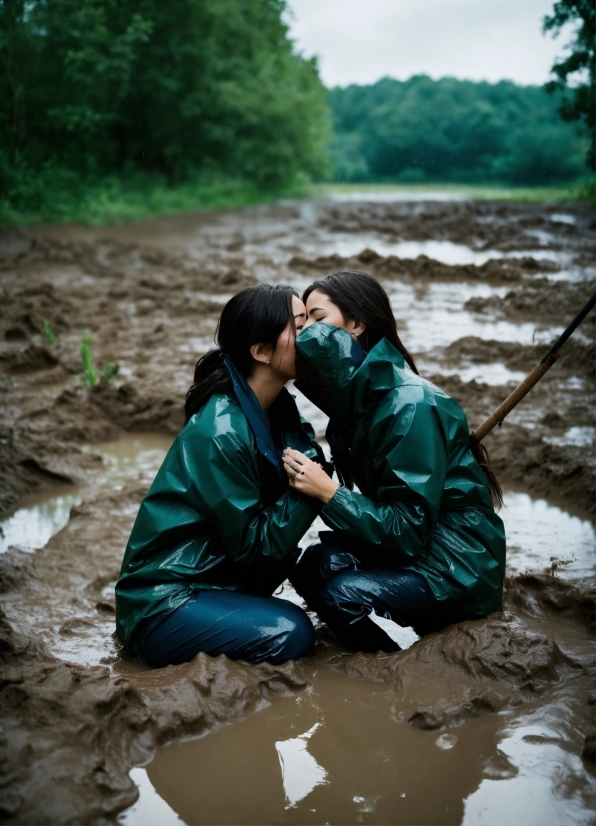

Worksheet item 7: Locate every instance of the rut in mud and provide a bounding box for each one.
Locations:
[0,197,594,824]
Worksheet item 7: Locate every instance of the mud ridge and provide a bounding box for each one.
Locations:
[0,612,309,824]
[333,572,595,731]
[289,248,559,285]
[318,200,595,252]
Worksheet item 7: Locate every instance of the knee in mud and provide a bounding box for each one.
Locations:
[278,605,316,661]
[324,570,369,612]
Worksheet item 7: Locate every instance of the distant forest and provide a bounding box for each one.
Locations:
[0,0,591,222]
[328,76,588,185]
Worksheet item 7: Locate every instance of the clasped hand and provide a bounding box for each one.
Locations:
[282,448,339,504]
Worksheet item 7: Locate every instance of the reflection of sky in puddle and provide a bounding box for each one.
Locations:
[330,237,505,265]
[501,491,595,579]
[463,720,590,826]
[544,426,594,449]
[0,487,83,554]
[549,213,577,225]
[276,723,327,808]
[285,234,568,268]
[386,282,561,350]
[176,335,216,355]
[326,189,473,203]
[422,361,528,386]
[121,654,594,826]
[121,768,183,826]
[0,434,172,555]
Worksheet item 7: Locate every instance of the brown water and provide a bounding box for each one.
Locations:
[1,433,593,824]
[122,664,592,826]
[1,196,594,825]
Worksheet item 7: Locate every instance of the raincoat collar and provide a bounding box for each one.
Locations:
[295,324,412,422]
[224,356,284,479]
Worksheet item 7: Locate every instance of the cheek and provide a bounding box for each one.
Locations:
[274,331,295,366]
[327,307,348,329]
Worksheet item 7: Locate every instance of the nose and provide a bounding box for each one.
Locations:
[303,316,314,329]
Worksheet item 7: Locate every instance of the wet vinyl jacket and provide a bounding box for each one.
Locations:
[115,387,325,656]
[295,324,506,617]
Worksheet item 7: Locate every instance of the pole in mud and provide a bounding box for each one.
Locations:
[471,291,596,445]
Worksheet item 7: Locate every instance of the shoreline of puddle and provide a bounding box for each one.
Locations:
[2,198,594,825]
[2,431,594,577]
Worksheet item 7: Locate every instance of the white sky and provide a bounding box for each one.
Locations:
[285,0,574,88]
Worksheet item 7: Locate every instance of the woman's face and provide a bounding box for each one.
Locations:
[304,289,363,338]
[270,295,306,381]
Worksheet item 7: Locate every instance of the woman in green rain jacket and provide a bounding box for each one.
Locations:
[283,271,506,653]
[116,284,327,667]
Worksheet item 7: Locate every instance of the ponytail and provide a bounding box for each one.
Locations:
[469,435,503,510]
[184,350,232,424]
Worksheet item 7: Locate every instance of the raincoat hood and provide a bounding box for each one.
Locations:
[295,324,412,422]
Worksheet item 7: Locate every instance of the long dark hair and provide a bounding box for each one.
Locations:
[184,284,297,423]
[302,271,419,373]
[303,270,503,509]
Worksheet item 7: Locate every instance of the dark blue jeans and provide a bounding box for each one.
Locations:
[290,537,466,653]
[138,589,316,668]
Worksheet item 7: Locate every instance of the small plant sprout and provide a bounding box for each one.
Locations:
[42,319,55,345]
[80,332,98,386]
[80,332,119,386]
[101,362,119,383]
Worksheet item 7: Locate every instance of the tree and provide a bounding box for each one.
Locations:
[328,76,586,185]
[0,0,329,193]
[543,0,595,171]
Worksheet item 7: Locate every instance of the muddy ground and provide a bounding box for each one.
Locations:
[0,198,594,824]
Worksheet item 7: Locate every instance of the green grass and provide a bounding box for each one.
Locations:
[309,181,594,203]
[2,169,592,228]
[0,172,310,227]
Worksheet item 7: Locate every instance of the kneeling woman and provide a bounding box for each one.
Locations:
[284,271,506,653]
[116,284,327,667]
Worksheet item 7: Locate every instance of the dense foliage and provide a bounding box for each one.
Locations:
[328,76,588,184]
[0,0,329,215]
[543,0,595,170]
[0,0,591,223]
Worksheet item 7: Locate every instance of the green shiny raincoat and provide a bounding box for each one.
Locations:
[115,388,324,656]
[295,324,506,617]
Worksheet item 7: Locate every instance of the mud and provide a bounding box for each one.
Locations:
[0,197,594,824]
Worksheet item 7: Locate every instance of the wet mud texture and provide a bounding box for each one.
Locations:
[0,199,594,822]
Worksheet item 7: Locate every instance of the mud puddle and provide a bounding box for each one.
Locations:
[121,656,593,826]
[0,433,172,555]
[118,471,595,826]
[1,197,594,824]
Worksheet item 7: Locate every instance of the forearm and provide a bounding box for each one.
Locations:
[235,488,320,565]
[320,486,430,558]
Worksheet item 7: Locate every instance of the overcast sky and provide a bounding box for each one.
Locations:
[285,0,574,88]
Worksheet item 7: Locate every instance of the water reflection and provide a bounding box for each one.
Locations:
[133,665,503,825]
[276,723,328,808]
[120,768,183,826]
[0,487,82,554]
[0,434,173,555]
[500,490,596,579]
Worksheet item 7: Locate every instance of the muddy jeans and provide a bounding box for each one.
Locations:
[137,589,316,668]
[290,535,473,653]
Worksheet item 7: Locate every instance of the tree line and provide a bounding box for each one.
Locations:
[328,75,588,185]
[0,0,329,216]
[0,0,593,221]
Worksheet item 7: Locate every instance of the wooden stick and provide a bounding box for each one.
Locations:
[471,291,595,444]
[472,353,558,443]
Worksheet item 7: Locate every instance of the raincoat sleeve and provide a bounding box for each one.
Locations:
[183,424,319,566]
[321,393,448,559]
